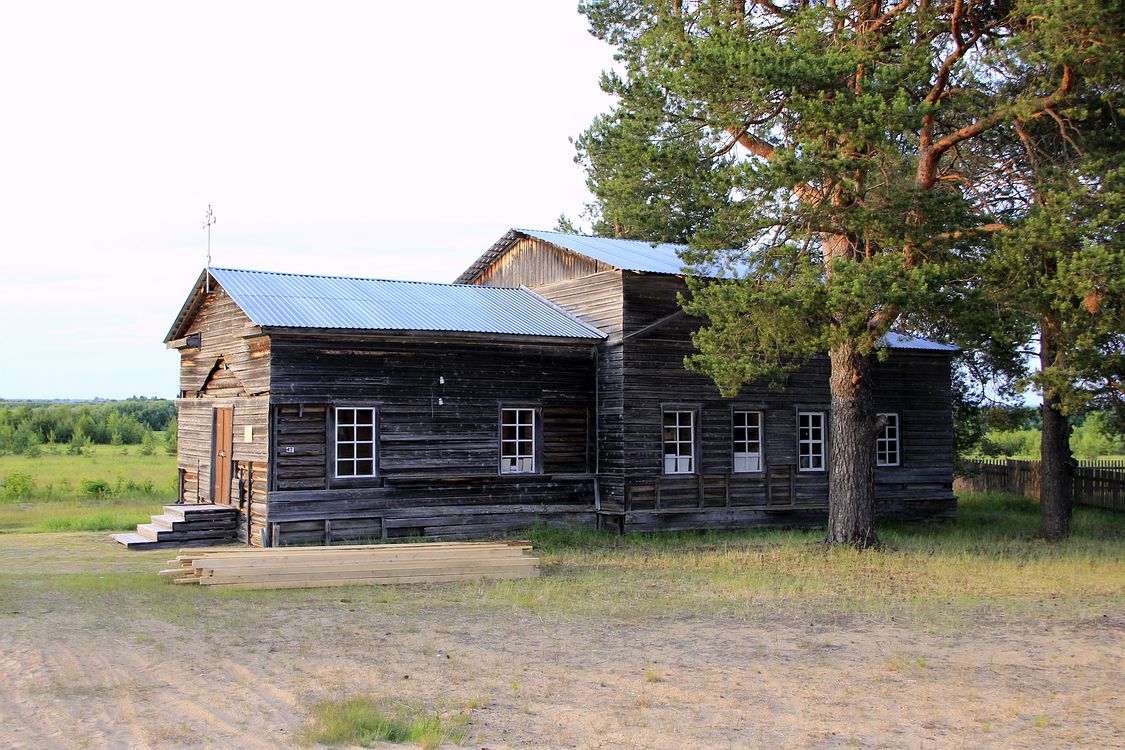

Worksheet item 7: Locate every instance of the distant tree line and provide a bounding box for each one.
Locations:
[0,399,176,455]
[955,403,1122,460]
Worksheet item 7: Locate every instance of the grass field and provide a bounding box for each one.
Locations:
[0,493,1121,748]
[0,443,177,496]
[0,444,175,532]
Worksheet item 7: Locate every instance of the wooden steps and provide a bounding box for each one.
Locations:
[159,540,539,590]
[113,504,238,550]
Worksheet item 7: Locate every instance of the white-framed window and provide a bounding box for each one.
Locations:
[733,410,763,473]
[797,411,826,472]
[663,410,695,474]
[335,407,376,478]
[500,408,536,474]
[876,412,900,466]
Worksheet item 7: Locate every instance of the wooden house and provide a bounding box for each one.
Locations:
[163,228,957,546]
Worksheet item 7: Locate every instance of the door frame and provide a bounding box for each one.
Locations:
[210,405,234,504]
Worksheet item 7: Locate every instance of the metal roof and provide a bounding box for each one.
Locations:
[517,228,687,274]
[186,268,605,341]
[454,228,688,284]
[881,332,959,352]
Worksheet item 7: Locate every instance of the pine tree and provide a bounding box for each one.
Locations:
[575,0,1121,546]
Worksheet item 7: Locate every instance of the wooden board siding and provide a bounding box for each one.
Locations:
[532,270,624,335]
[263,335,598,543]
[173,283,272,544]
[529,271,627,510]
[176,284,270,397]
[472,237,614,288]
[175,397,269,497]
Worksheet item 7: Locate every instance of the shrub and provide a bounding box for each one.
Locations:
[164,417,178,456]
[80,479,112,499]
[2,471,35,501]
[980,429,1039,458]
[140,430,158,456]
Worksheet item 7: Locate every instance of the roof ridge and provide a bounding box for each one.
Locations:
[516,228,687,248]
[211,267,524,291]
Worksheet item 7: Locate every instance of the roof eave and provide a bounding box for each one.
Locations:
[453,228,526,284]
[163,269,214,343]
[260,326,605,346]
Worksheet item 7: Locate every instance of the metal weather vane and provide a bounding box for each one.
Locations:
[204,204,217,268]
[204,204,217,291]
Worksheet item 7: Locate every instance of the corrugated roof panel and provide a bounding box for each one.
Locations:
[516,228,687,274]
[208,268,604,340]
[881,332,959,351]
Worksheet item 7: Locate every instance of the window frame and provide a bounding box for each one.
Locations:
[662,407,697,475]
[498,405,539,475]
[731,409,765,474]
[876,412,901,467]
[797,410,827,473]
[329,405,379,483]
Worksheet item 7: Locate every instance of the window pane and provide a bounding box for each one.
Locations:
[335,407,376,478]
[663,411,694,473]
[499,409,535,473]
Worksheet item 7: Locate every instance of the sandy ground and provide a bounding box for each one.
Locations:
[0,541,1121,749]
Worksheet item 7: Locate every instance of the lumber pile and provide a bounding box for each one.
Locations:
[159,540,539,590]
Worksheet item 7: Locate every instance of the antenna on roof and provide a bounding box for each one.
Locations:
[203,204,216,292]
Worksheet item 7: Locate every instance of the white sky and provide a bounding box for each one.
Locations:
[0,1,616,399]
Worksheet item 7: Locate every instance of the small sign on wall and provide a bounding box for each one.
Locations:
[244,425,254,443]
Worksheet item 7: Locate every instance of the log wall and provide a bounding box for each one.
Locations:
[263,335,598,544]
[615,273,956,528]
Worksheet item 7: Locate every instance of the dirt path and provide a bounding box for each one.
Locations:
[1,602,1120,749]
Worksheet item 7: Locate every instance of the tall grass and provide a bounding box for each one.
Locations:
[0,499,160,533]
[298,696,469,749]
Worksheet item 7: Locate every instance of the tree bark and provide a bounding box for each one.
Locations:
[825,340,878,548]
[1039,324,1072,540]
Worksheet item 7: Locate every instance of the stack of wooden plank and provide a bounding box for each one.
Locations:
[159,540,539,590]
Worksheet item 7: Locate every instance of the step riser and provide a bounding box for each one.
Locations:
[151,515,238,532]
[139,527,238,542]
[163,504,239,522]
[112,533,231,551]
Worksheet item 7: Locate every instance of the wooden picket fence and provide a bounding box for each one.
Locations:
[955,458,1125,513]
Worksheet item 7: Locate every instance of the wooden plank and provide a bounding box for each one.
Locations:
[210,568,538,590]
[197,558,538,583]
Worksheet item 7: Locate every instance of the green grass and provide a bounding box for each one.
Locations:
[492,492,1125,622]
[298,696,469,749]
[0,499,161,533]
[0,493,1120,627]
[0,443,176,502]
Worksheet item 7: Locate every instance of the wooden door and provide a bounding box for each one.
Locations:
[211,407,233,504]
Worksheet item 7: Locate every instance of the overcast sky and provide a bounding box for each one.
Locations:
[0,2,616,399]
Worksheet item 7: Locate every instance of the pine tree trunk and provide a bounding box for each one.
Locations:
[825,340,878,548]
[1039,325,1072,540]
